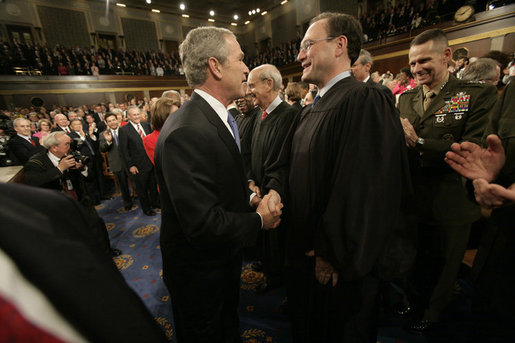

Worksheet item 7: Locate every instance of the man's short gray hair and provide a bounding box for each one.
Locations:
[127,105,140,115]
[358,49,373,66]
[42,131,66,149]
[461,58,499,82]
[13,117,29,127]
[254,64,283,92]
[179,26,236,88]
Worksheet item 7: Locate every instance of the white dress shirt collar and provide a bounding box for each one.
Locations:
[194,89,234,138]
[265,95,282,114]
[47,151,60,168]
[318,70,352,98]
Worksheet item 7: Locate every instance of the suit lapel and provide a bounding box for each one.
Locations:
[191,93,242,160]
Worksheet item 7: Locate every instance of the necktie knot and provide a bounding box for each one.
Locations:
[262,110,268,121]
[423,90,436,111]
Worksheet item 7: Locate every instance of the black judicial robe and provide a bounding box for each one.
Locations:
[268,76,412,341]
[235,106,259,175]
[270,76,411,276]
[249,101,298,190]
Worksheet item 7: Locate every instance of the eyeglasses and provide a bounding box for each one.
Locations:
[299,37,336,52]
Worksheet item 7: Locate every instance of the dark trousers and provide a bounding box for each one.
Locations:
[130,170,159,212]
[287,255,380,342]
[114,169,132,207]
[163,256,242,343]
[409,223,471,322]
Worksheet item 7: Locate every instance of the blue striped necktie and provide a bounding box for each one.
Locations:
[227,113,241,152]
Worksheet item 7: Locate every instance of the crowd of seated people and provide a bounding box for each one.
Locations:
[359,0,461,42]
[0,41,184,76]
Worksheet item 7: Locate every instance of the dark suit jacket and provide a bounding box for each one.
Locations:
[51,126,70,133]
[154,92,261,267]
[366,76,395,103]
[8,134,43,165]
[0,183,167,343]
[24,150,80,191]
[119,121,153,173]
[99,128,125,172]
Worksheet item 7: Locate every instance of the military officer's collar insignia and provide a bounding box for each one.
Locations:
[434,91,470,115]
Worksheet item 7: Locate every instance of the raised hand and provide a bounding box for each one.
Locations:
[445,135,505,182]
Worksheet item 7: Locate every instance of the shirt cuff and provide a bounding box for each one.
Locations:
[249,192,257,205]
[256,212,263,229]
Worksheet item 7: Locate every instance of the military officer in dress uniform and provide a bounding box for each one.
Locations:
[398,29,498,334]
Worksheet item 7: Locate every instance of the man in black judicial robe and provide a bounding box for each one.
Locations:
[154,27,280,342]
[267,13,412,342]
[246,64,298,290]
[235,93,259,175]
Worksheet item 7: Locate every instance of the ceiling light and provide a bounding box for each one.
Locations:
[256,8,260,13]
[248,11,251,15]
[146,0,151,4]
[252,10,256,14]
[281,0,288,4]
[208,18,215,22]
[116,3,126,7]
[261,11,267,15]
[231,22,237,26]
[233,14,239,20]
[179,3,185,10]
[209,10,215,16]
[152,9,160,13]
[182,14,189,18]
[245,20,250,25]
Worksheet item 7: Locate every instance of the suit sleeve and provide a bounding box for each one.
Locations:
[24,158,62,187]
[118,127,134,168]
[160,126,261,246]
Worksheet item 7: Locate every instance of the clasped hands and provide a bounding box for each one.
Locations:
[445,134,515,209]
[250,182,283,230]
[400,118,418,148]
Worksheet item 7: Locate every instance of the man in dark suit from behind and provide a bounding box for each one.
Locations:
[0,183,167,343]
[100,112,133,211]
[154,26,281,342]
[119,106,160,216]
[246,64,299,291]
[351,49,395,103]
[9,117,43,165]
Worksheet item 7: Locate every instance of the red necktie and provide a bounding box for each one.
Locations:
[29,138,36,147]
[138,125,145,138]
[64,127,70,133]
[262,110,268,121]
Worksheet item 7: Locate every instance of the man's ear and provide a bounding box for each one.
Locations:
[334,35,348,58]
[442,47,452,64]
[207,56,223,80]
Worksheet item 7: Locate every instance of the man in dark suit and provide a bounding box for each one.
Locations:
[51,113,71,133]
[154,26,281,342]
[246,64,298,291]
[398,29,498,334]
[119,106,159,216]
[100,112,133,211]
[9,117,43,165]
[351,49,395,103]
[0,183,167,343]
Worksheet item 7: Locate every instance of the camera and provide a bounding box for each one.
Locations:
[69,138,90,165]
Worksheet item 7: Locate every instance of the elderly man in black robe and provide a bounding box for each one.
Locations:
[267,12,412,342]
[246,64,298,291]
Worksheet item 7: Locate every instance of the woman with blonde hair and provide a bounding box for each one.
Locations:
[33,118,52,143]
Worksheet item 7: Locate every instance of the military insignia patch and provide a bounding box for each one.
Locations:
[435,114,446,123]
[434,92,470,115]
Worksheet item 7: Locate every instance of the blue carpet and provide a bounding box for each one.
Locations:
[97,195,472,342]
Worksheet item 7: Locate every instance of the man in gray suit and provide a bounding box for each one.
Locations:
[99,112,133,211]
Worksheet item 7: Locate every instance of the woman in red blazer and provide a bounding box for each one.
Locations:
[143,94,181,164]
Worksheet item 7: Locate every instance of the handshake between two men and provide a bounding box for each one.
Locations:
[251,184,283,231]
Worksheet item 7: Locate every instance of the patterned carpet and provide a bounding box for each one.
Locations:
[97,195,472,343]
